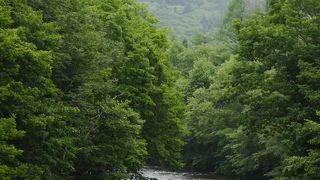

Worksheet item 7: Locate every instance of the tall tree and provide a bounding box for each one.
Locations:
[0,0,77,179]
[182,0,320,179]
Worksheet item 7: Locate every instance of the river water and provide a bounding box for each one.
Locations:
[141,166,216,180]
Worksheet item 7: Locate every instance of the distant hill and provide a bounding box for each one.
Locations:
[139,0,231,39]
[139,0,266,40]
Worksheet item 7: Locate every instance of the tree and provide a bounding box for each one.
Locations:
[106,0,186,168]
[0,117,25,178]
[28,0,149,177]
[29,0,186,173]
[182,0,320,179]
[73,70,147,179]
[0,0,77,178]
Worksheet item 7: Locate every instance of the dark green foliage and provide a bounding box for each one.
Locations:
[1,0,319,179]
[0,117,24,178]
[178,0,320,179]
[1,0,186,179]
[0,0,78,179]
[97,0,187,168]
[269,117,320,179]
[73,71,147,179]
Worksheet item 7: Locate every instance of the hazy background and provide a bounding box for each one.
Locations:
[139,0,266,40]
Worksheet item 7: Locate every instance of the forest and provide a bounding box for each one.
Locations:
[0,0,319,179]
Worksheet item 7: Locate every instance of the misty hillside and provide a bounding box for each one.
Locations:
[140,0,231,39]
[140,0,266,39]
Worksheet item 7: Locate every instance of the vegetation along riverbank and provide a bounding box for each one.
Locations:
[0,0,319,179]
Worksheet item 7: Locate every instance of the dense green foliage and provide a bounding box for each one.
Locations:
[169,0,320,179]
[1,0,319,179]
[0,0,185,179]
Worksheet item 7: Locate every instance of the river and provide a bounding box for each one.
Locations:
[141,166,216,180]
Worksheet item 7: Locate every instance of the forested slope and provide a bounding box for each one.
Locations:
[139,0,266,40]
[0,0,319,179]
[139,0,230,39]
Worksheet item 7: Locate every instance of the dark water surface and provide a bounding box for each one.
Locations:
[141,166,217,180]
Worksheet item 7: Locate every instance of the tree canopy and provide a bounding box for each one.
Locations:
[0,0,319,179]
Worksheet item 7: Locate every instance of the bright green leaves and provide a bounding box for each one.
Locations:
[270,118,320,179]
[100,0,187,169]
[0,0,13,28]
[189,59,215,92]
[5,0,186,178]
[75,98,146,179]
[72,66,147,179]
[178,0,320,179]
[227,1,320,178]
[143,84,186,168]
[0,1,77,179]
[7,0,320,179]
[0,117,24,179]
[34,0,150,178]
